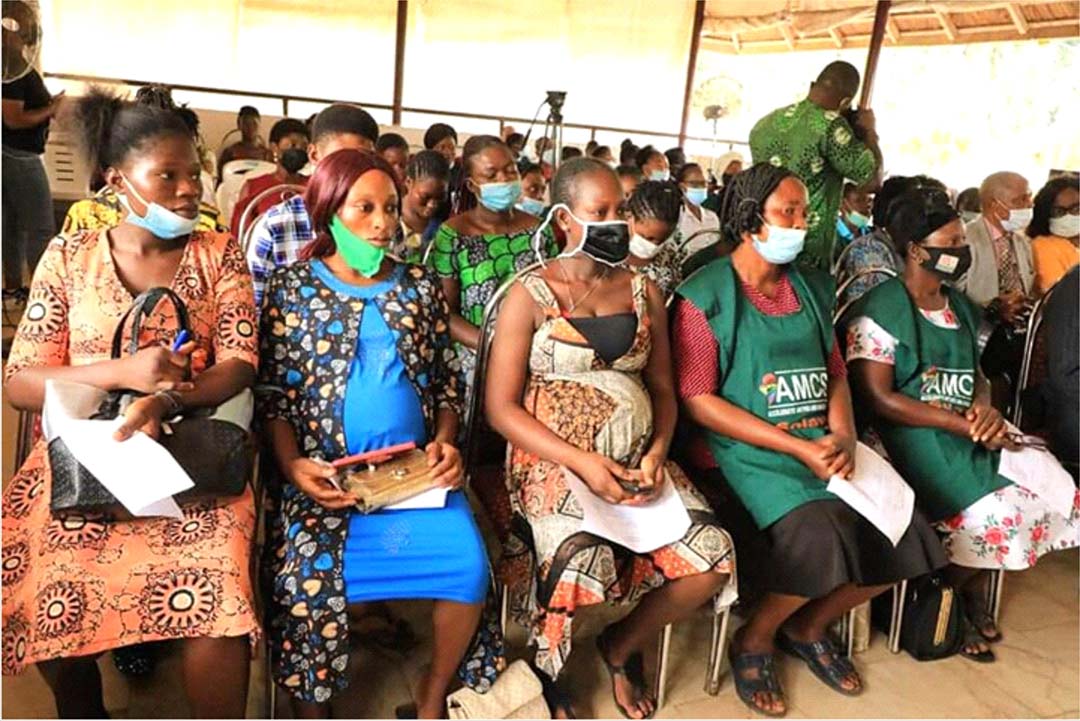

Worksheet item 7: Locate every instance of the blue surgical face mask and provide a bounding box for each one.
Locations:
[477,180,522,212]
[845,210,871,229]
[752,222,807,265]
[118,175,198,239]
[542,149,555,164]
[649,169,670,182]
[516,195,546,217]
[686,187,708,206]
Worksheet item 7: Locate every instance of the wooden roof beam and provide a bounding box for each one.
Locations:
[934,8,958,41]
[1006,3,1030,35]
[780,22,796,50]
[886,16,900,43]
[829,27,845,48]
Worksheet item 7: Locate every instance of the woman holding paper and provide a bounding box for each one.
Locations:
[258,149,497,719]
[2,89,258,717]
[673,164,946,716]
[485,157,735,720]
[846,186,1079,660]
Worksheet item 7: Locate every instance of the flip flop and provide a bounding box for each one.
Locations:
[777,632,863,697]
[596,628,655,720]
[727,646,787,718]
[959,627,996,663]
[963,597,1003,643]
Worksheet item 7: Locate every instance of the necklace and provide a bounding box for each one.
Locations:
[556,259,607,317]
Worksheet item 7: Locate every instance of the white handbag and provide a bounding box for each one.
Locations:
[446,660,551,720]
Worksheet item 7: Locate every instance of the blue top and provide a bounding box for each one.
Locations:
[311,260,427,453]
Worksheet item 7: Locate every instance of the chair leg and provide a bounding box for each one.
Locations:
[844,607,856,658]
[986,570,1005,625]
[889,580,907,654]
[499,583,509,637]
[654,624,673,710]
[266,648,276,720]
[705,605,731,696]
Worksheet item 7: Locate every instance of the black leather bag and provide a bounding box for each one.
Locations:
[49,287,254,518]
[873,573,966,661]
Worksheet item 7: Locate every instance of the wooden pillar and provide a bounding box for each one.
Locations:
[678,0,707,146]
[859,0,892,109]
[392,0,408,125]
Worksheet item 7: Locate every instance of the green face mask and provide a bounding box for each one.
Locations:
[330,215,385,278]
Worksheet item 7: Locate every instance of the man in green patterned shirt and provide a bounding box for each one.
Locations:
[749,61,882,270]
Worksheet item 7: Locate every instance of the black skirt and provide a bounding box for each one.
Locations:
[763,498,948,598]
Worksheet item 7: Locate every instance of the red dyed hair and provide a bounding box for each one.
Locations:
[300,148,401,260]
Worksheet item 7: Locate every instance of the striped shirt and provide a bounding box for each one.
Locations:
[246,195,314,306]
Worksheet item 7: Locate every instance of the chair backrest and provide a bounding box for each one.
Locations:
[236,183,305,252]
[14,410,39,470]
[832,239,859,280]
[833,266,898,325]
[462,260,545,473]
[1012,281,1059,428]
[216,160,277,225]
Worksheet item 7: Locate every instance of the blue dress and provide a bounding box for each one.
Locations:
[311,260,489,605]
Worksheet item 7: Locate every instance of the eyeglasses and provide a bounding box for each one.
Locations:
[1049,204,1080,218]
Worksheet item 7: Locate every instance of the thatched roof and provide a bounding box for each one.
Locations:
[702,1,1079,54]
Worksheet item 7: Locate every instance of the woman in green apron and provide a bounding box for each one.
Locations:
[673,164,945,716]
[846,186,1079,662]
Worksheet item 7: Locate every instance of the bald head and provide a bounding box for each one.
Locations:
[809,61,860,112]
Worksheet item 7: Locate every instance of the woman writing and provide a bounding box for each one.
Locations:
[260,150,494,718]
[3,88,259,718]
[486,158,735,720]
[674,164,945,716]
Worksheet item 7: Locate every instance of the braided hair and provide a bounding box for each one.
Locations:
[717,163,796,246]
[627,180,681,225]
[406,149,450,183]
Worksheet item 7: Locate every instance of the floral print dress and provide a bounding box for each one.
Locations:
[2,229,260,674]
[501,270,736,679]
[847,307,1080,569]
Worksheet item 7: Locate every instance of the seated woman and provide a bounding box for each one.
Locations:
[674,162,722,260]
[260,149,494,719]
[516,161,548,217]
[376,132,410,185]
[623,179,683,298]
[393,149,450,263]
[3,89,259,718]
[486,158,735,720]
[428,135,554,390]
[635,145,670,182]
[1028,175,1079,295]
[673,164,945,717]
[229,117,310,240]
[846,186,1080,660]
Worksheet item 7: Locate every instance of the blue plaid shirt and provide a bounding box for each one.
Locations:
[246,194,314,307]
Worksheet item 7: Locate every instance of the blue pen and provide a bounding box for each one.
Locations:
[171,329,190,352]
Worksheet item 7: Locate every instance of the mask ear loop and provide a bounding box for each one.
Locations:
[532,203,583,268]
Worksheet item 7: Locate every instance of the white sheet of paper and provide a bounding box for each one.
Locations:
[998,425,1075,519]
[564,466,691,554]
[383,486,449,511]
[43,380,194,519]
[827,442,915,547]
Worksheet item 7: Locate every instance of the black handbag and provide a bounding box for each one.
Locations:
[873,573,966,661]
[49,287,254,518]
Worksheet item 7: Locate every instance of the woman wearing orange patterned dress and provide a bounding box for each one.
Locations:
[2,89,258,718]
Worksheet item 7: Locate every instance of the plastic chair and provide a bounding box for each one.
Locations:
[833,266,899,326]
[832,239,860,280]
[1011,282,1059,431]
[463,261,734,707]
[14,410,38,470]
[235,184,305,254]
[216,160,276,226]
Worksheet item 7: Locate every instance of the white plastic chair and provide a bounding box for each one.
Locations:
[464,262,734,707]
[236,184,305,254]
[216,160,276,226]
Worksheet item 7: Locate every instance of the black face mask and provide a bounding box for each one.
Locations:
[918,245,972,282]
[577,219,630,265]
[280,147,308,174]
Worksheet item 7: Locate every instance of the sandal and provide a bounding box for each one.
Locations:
[963,594,1003,643]
[727,647,787,718]
[350,604,418,656]
[777,631,863,697]
[596,628,655,720]
[958,626,995,664]
[533,663,577,719]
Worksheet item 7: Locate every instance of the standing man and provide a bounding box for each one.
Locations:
[749,61,882,270]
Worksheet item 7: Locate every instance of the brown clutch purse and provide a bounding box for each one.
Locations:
[336,445,441,514]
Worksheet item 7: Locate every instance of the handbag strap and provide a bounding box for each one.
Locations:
[110,287,191,360]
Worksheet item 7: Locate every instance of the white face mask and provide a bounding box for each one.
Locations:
[1000,205,1032,233]
[629,233,661,260]
[1049,212,1080,238]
